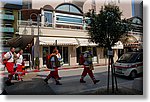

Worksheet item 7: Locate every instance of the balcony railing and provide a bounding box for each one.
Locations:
[0,14,14,20]
[0,27,14,33]
[18,20,87,31]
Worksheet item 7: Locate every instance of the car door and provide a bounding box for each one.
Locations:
[135,53,143,74]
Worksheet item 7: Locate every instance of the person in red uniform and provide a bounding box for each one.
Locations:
[4,47,16,86]
[16,49,24,81]
[44,49,62,85]
[80,47,100,84]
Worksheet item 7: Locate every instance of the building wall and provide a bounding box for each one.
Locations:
[20,0,136,67]
[31,0,132,19]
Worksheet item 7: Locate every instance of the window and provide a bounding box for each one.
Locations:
[70,5,81,13]
[82,46,87,52]
[76,47,81,63]
[93,47,97,56]
[56,15,82,24]
[63,47,68,64]
[136,53,143,62]
[43,47,49,65]
[56,4,82,14]
[44,11,53,27]
[132,18,142,24]
[56,5,70,12]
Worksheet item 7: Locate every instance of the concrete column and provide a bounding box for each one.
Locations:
[68,46,77,66]
[34,37,38,59]
[41,9,45,27]
[113,49,118,62]
[53,11,56,28]
[97,47,107,65]
[39,46,43,68]
[97,47,101,64]
[34,37,41,67]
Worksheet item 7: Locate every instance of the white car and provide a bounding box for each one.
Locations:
[114,52,143,79]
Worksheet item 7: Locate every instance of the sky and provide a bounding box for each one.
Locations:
[0,0,22,5]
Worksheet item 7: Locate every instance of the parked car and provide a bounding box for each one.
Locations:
[114,52,143,79]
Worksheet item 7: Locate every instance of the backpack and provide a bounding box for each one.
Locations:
[46,54,51,69]
[79,54,85,65]
[2,52,12,65]
[46,54,60,69]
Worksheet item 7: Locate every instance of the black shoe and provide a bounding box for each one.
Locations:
[56,81,62,85]
[80,79,86,83]
[44,79,48,84]
[1,89,8,95]
[58,77,62,80]
[93,80,100,84]
[5,81,14,86]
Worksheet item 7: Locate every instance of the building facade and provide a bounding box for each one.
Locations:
[17,0,141,68]
[0,2,22,51]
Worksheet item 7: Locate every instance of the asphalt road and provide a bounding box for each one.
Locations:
[2,66,137,95]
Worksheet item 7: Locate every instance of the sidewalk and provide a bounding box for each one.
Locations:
[0,63,107,76]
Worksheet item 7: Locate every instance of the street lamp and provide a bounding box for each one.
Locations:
[29,13,46,69]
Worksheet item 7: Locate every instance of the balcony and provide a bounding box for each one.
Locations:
[0,14,14,20]
[0,27,14,33]
[18,20,89,38]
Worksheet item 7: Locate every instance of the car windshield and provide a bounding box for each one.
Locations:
[117,53,139,63]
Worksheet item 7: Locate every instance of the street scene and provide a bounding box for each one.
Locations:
[0,0,143,95]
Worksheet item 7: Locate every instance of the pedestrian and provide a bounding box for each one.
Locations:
[3,47,16,86]
[16,49,24,81]
[80,47,100,84]
[56,50,63,80]
[44,48,62,85]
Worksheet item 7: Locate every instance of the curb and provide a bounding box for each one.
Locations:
[0,64,107,76]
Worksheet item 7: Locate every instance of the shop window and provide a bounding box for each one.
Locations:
[50,46,56,54]
[82,46,87,52]
[93,47,97,56]
[63,47,68,64]
[57,46,62,56]
[43,47,49,65]
[76,47,81,63]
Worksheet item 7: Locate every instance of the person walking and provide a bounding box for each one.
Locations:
[80,47,100,84]
[16,49,24,81]
[56,50,63,80]
[3,47,16,86]
[44,49,62,85]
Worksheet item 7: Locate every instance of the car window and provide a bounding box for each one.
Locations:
[136,53,143,62]
[117,53,139,63]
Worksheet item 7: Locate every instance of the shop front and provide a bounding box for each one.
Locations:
[39,37,103,67]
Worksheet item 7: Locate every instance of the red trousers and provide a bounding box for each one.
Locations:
[81,65,94,79]
[6,62,14,81]
[16,64,24,80]
[47,68,59,79]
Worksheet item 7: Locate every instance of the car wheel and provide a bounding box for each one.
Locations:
[129,70,137,79]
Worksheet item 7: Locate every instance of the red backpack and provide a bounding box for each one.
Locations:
[79,54,85,65]
[1,52,7,65]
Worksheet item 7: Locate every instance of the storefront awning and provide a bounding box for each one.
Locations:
[77,38,98,46]
[7,35,34,49]
[39,37,78,46]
